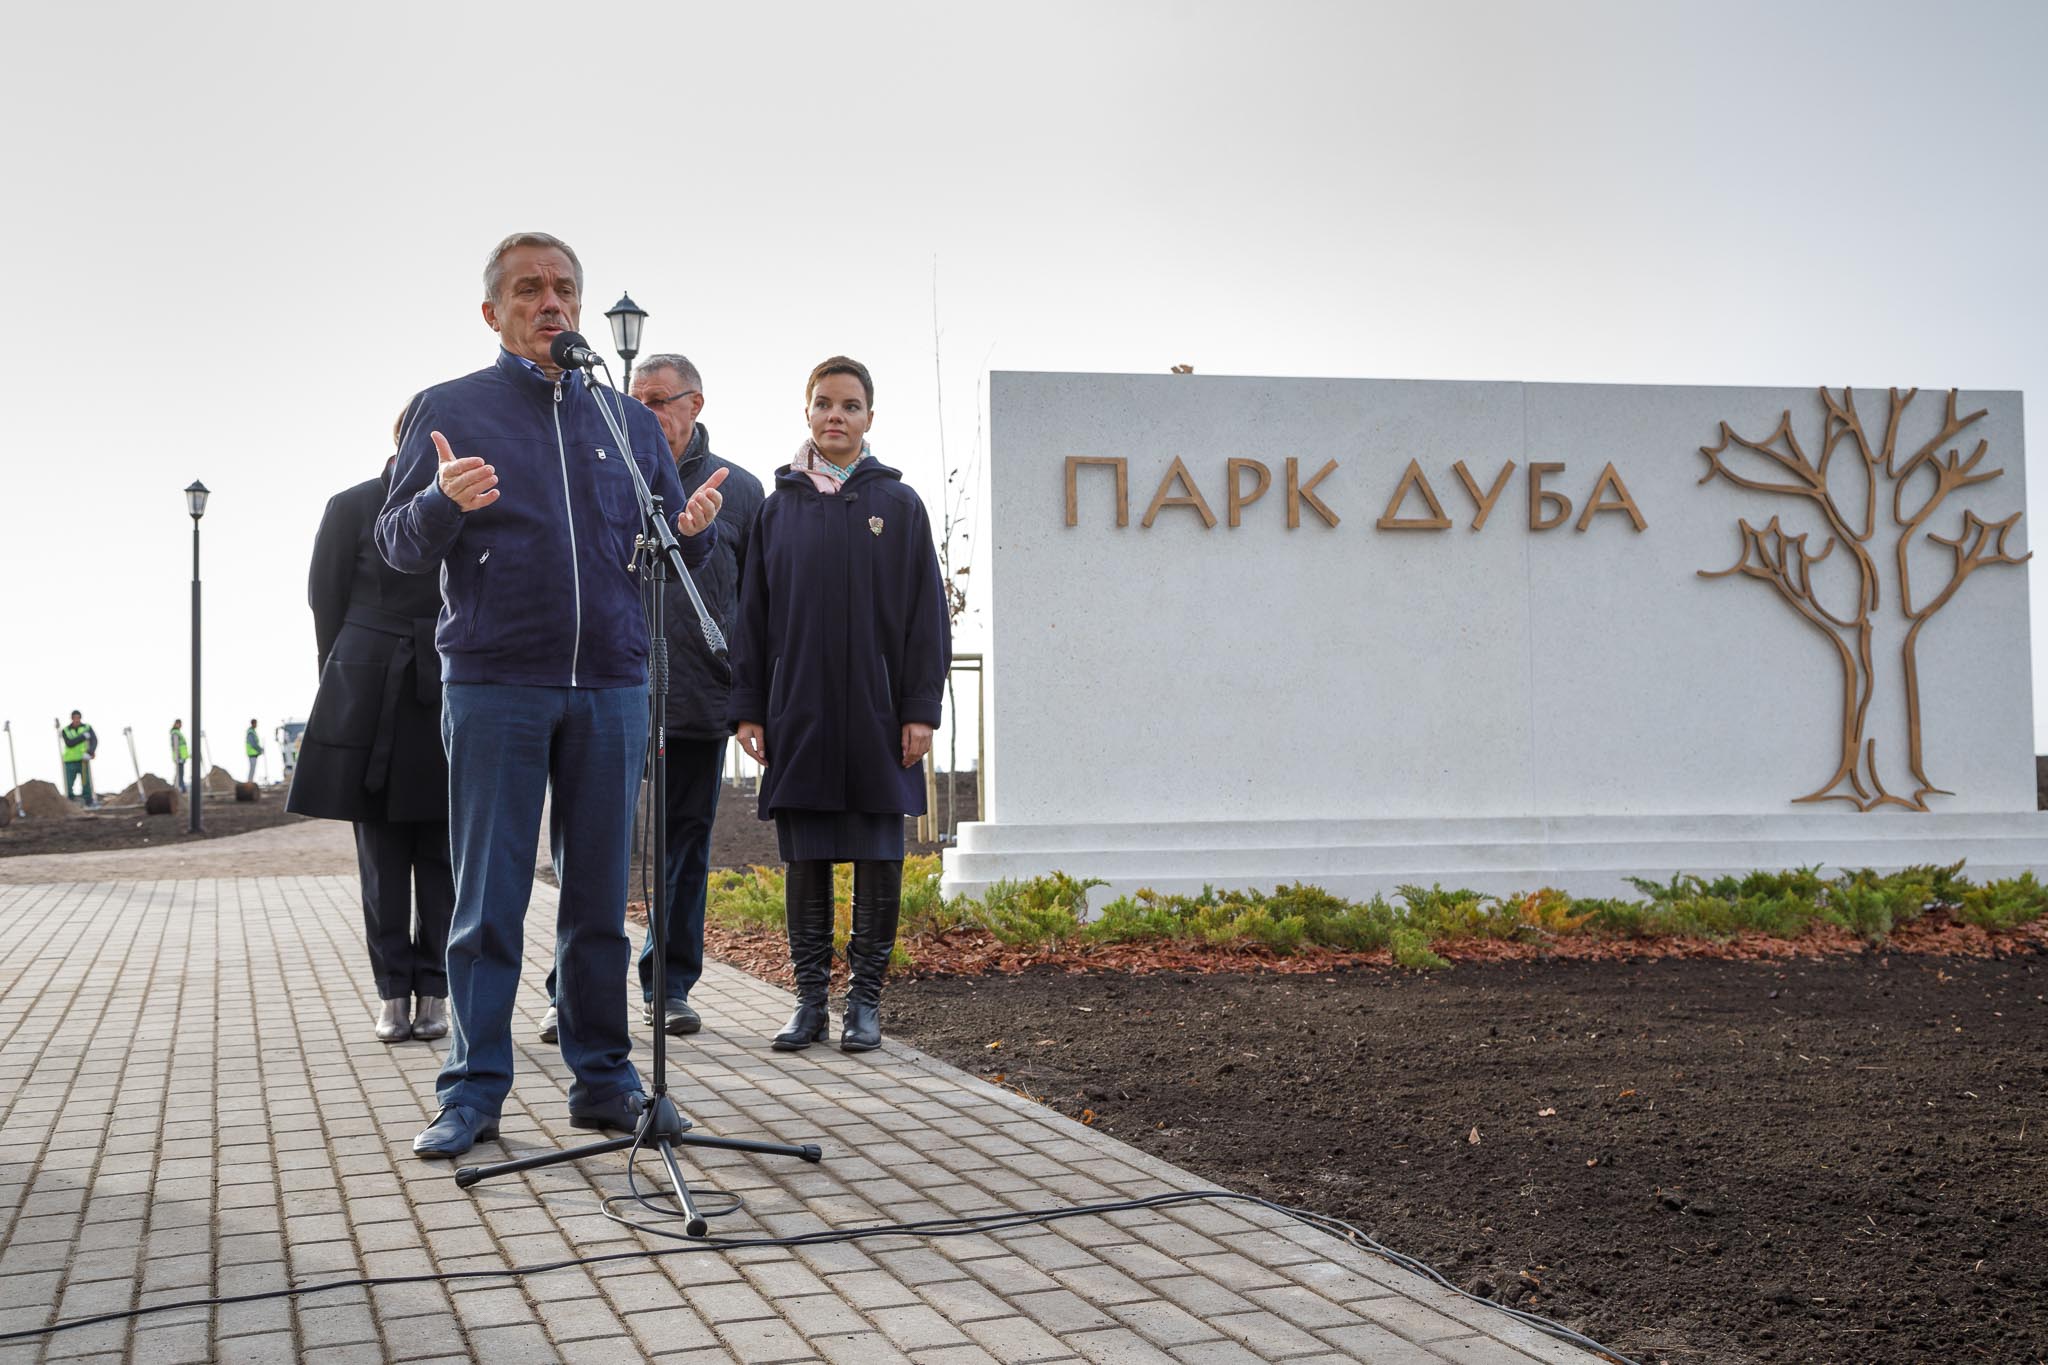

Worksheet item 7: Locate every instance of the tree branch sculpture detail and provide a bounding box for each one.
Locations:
[1698,388,2029,810]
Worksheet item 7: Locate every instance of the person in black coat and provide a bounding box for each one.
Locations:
[728,356,950,1053]
[536,355,767,1045]
[288,401,455,1044]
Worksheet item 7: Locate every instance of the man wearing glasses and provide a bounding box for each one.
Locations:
[538,354,764,1044]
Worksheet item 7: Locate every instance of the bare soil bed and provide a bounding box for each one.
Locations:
[0,794,306,858]
[885,952,2048,1365]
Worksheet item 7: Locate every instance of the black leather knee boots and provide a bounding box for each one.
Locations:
[840,859,903,1052]
[771,860,835,1050]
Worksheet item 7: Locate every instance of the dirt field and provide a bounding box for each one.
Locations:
[0,793,306,858]
[887,953,2048,1365]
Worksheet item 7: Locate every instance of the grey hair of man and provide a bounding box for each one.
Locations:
[637,353,704,396]
[482,232,584,304]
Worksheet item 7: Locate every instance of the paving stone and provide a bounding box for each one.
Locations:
[296,1300,380,1350]
[916,1276,1015,1325]
[960,1314,1077,1363]
[304,1344,397,1365]
[780,1292,873,1338]
[450,1285,538,1330]
[1068,1327,1181,1364]
[213,1332,303,1364]
[905,1347,1003,1365]
[1240,1284,1361,1330]
[625,1305,722,1353]
[462,1322,562,1363]
[1434,1318,1597,1365]
[1203,1310,1327,1357]
[814,1330,916,1365]
[715,1315,825,1362]
[1310,1323,1455,1363]
[1011,1288,1120,1335]
[1164,1342,1269,1365]
[869,1302,973,1351]
[684,1280,780,1324]
[125,1308,219,1363]
[533,1293,629,1342]
[1354,1295,1488,1344]
[1103,1299,1222,1349]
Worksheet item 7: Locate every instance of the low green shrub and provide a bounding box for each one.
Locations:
[1390,924,1449,970]
[1957,872,2048,931]
[708,855,2040,974]
[706,866,787,931]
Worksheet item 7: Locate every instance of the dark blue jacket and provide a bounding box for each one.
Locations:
[726,459,949,817]
[661,424,765,739]
[377,350,708,689]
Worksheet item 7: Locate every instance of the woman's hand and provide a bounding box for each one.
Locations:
[738,721,767,765]
[901,722,932,769]
[677,466,729,537]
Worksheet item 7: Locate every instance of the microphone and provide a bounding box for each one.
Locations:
[549,330,604,371]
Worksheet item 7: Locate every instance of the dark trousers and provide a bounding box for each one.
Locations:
[641,737,723,1004]
[544,736,723,1006]
[173,760,186,793]
[353,820,454,1000]
[438,682,646,1119]
[63,760,92,804]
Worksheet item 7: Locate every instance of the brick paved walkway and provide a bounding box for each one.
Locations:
[0,878,1608,1364]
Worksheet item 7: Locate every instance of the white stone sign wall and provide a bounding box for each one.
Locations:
[941,372,2048,903]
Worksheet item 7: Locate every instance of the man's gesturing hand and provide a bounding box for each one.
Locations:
[677,465,729,537]
[434,431,499,511]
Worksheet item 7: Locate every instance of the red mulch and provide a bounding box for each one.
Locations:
[671,906,2048,987]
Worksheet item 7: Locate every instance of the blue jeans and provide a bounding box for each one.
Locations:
[542,735,721,1006]
[437,682,646,1119]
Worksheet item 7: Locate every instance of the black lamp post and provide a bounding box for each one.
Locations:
[185,480,209,833]
[605,292,647,393]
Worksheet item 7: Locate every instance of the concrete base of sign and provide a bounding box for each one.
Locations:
[939,812,2048,909]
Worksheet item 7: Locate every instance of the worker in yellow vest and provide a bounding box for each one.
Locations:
[60,711,98,806]
[244,719,264,784]
[170,720,190,793]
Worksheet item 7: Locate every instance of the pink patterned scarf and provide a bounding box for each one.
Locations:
[791,438,871,493]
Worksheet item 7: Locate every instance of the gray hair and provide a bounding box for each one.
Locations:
[482,232,584,303]
[637,353,703,394]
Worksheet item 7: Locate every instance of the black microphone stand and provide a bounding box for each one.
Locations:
[456,361,821,1233]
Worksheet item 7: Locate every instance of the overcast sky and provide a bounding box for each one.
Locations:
[4,0,2046,792]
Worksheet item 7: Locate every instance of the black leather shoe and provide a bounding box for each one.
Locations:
[412,1104,498,1159]
[569,1089,648,1133]
[772,1002,830,1051]
[839,998,881,1052]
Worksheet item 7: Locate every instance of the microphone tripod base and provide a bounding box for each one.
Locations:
[452,1089,823,1232]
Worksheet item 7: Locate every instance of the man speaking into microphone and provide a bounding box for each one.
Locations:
[378,231,727,1158]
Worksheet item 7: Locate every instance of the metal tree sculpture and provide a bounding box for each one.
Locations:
[1698,387,2029,810]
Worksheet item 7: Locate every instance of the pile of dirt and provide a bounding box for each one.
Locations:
[110,772,172,805]
[888,953,2048,1365]
[202,765,236,795]
[5,780,90,820]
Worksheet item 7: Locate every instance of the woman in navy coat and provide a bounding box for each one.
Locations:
[729,356,949,1053]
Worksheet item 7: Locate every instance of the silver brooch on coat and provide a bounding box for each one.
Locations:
[868,516,884,536]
